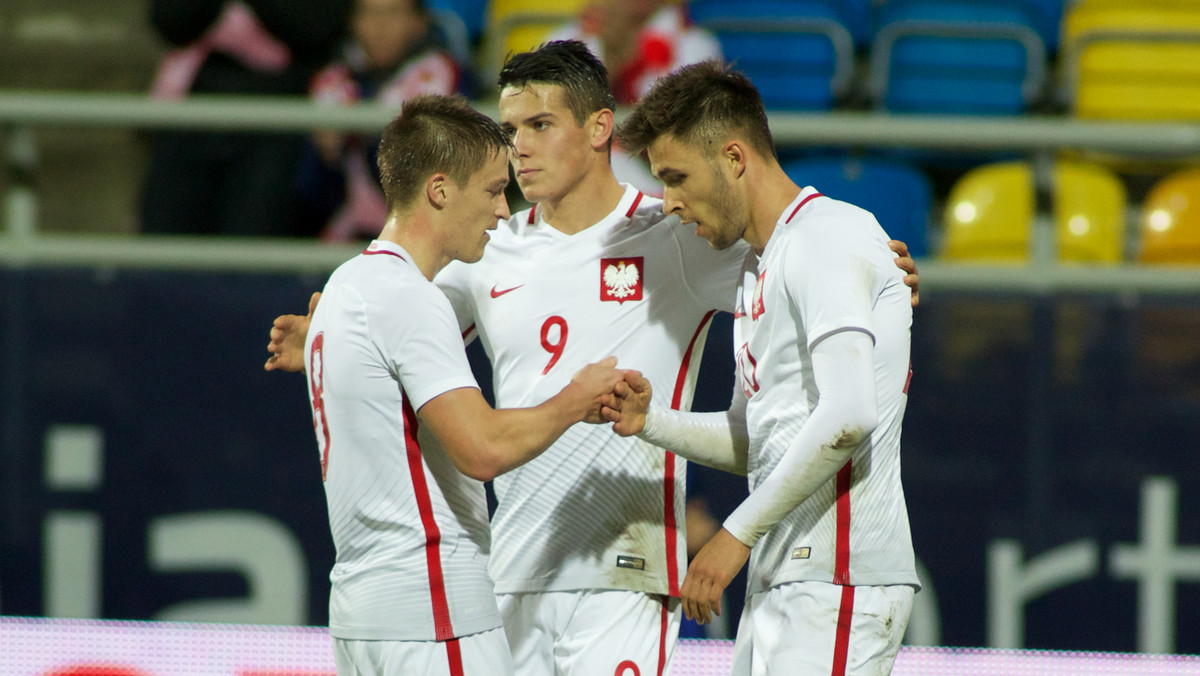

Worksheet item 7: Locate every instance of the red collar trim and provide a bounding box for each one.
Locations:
[785,192,824,224]
[625,191,645,218]
[363,248,407,262]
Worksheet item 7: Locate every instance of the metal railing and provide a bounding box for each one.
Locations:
[3,90,1200,293]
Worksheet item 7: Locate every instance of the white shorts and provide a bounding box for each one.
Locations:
[730,582,914,676]
[498,590,681,676]
[332,627,513,676]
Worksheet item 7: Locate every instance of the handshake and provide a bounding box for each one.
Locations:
[566,357,651,437]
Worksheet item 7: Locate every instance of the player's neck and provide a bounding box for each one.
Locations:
[538,171,625,236]
[744,166,802,255]
[378,216,442,281]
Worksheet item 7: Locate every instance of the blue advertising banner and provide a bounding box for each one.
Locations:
[1,266,1198,654]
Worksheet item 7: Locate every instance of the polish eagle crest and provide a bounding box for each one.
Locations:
[600,257,644,303]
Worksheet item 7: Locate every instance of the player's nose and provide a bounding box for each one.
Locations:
[511,128,531,156]
[661,191,683,216]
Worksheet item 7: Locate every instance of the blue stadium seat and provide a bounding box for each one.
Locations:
[689,0,860,110]
[868,0,1049,115]
[782,156,934,257]
[1022,0,1065,51]
[692,0,871,46]
[427,0,488,43]
[875,0,1063,51]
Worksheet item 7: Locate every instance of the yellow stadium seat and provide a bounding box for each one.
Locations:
[942,162,1033,262]
[942,160,1127,262]
[485,0,587,75]
[1055,160,1127,263]
[1138,168,1200,263]
[1062,3,1200,120]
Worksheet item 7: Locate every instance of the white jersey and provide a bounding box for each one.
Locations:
[306,239,501,641]
[436,185,749,596]
[730,188,919,596]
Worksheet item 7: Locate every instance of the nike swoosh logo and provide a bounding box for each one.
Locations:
[490,284,524,298]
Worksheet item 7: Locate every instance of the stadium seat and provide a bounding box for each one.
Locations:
[1018,0,1065,51]
[868,0,1049,115]
[1055,160,1126,263]
[484,0,587,76]
[689,0,858,110]
[941,159,1127,262]
[782,156,933,257]
[427,0,488,43]
[693,0,871,46]
[1138,168,1200,263]
[1061,1,1200,120]
[875,0,1064,51]
[427,5,473,67]
[942,162,1033,261]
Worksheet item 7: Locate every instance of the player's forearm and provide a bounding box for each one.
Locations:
[471,383,595,478]
[638,406,749,475]
[723,331,879,548]
[722,403,873,547]
[462,407,575,480]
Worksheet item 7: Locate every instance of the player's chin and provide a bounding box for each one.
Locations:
[462,240,487,263]
[694,228,720,250]
[702,229,735,251]
[516,180,551,203]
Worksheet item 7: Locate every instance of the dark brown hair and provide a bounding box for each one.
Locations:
[616,60,776,161]
[498,40,617,126]
[377,94,512,211]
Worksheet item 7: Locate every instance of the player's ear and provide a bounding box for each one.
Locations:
[724,141,747,179]
[427,173,449,208]
[590,108,615,151]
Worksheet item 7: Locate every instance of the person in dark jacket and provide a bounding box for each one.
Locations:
[294,0,463,241]
[140,0,350,236]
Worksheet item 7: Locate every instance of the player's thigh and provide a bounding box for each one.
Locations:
[332,628,513,676]
[728,593,757,676]
[737,582,913,676]
[498,592,557,676]
[556,590,681,676]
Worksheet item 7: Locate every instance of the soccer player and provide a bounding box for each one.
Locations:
[306,94,625,676]
[604,60,920,676]
[267,41,921,676]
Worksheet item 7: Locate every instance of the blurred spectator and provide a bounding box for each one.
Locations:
[140,0,349,236]
[547,0,721,194]
[547,0,721,105]
[680,464,748,640]
[296,0,462,242]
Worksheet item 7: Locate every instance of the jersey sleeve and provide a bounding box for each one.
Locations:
[783,211,881,350]
[433,260,479,340]
[722,330,878,547]
[370,278,479,411]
